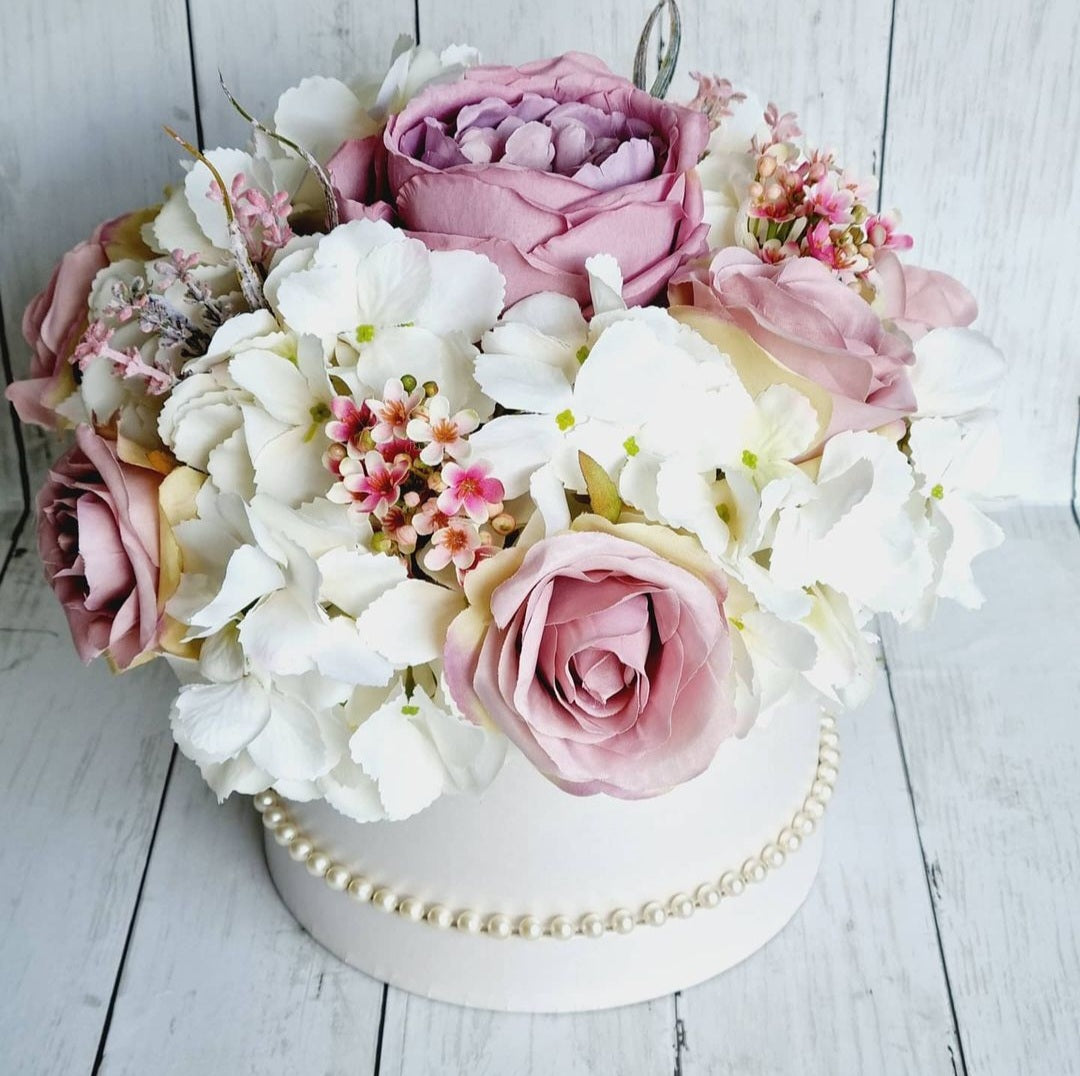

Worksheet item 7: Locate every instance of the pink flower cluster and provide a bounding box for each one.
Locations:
[324,379,506,578]
[208,174,295,264]
[743,104,912,285]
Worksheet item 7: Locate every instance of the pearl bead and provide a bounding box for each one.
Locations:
[820,713,837,731]
[518,915,543,941]
[818,746,840,767]
[642,901,667,927]
[324,865,351,892]
[741,857,767,884]
[253,790,277,812]
[792,809,816,835]
[288,837,313,862]
[803,795,826,819]
[579,913,604,938]
[548,915,575,940]
[347,876,374,903]
[486,913,512,939]
[761,843,785,870]
[456,910,482,934]
[778,827,801,853]
[668,893,695,919]
[273,822,298,846]
[719,871,745,897]
[373,888,398,913]
[811,780,834,802]
[610,908,635,934]
[306,851,331,878]
[696,883,720,909]
[261,806,286,829]
[427,905,452,930]
[398,896,424,922]
[820,730,840,750]
[817,762,838,784]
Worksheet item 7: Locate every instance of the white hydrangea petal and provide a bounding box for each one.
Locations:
[207,427,255,500]
[528,462,572,536]
[273,76,377,162]
[314,617,396,686]
[189,544,285,636]
[750,384,819,462]
[200,753,273,801]
[468,413,562,498]
[910,327,1006,418]
[473,350,574,414]
[230,350,315,426]
[318,547,408,618]
[171,678,270,764]
[349,696,447,820]
[242,408,332,506]
[238,590,321,676]
[152,186,218,257]
[501,291,588,343]
[184,147,257,250]
[935,496,1004,608]
[247,691,336,781]
[316,757,386,823]
[619,452,663,522]
[419,249,505,340]
[414,685,507,793]
[585,253,625,314]
[655,461,731,557]
[355,579,466,666]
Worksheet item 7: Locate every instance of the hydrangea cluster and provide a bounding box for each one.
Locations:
[7,37,1004,823]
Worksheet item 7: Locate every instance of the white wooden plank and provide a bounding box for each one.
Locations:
[377,991,677,1076]
[187,0,417,148]
[676,672,962,1076]
[418,0,894,177]
[95,756,386,1076]
[881,0,1080,503]
[0,0,199,509]
[880,504,1080,1074]
[0,542,177,1076]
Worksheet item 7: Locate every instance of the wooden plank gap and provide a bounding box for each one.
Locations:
[183,0,207,149]
[672,991,687,1076]
[874,0,900,197]
[372,983,390,1076]
[879,640,969,1076]
[413,0,421,44]
[89,746,179,1076]
[0,285,33,518]
[1070,395,1080,534]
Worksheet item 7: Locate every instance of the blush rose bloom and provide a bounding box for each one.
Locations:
[670,248,917,438]
[37,425,164,670]
[444,516,736,798]
[5,214,134,429]
[874,249,978,341]
[332,53,710,309]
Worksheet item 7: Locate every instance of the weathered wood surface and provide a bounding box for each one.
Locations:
[0,517,177,1076]
[94,757,386,1076]
[881,505,1080,1074]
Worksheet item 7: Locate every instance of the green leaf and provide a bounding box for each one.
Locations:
[578,451,622,523]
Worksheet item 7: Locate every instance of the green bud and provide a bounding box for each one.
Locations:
[400,374,418,393]
[623,435,639,457]
[715,503,730,523]
[401,704,420,716]
[931,483,945,500]
[423,380,439,398]
[555,409,575,431]
[576,344,590,364]
[741,449,759,470]
[355,324,376,344]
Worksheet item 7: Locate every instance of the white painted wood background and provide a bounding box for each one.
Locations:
[0,2,1078,1074]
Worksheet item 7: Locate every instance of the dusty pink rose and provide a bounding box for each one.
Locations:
[350,52,710,309]
[444,520,736,798]
[5,215,130,429]
[874,249,978,341]
[326,136,395,224]
[37,426,164,670]
[670,247,917,438]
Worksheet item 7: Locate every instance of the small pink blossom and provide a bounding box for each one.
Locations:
[803,175,855,225]
[406,395,479,466]
[340,451,411,518]
[412,498,452,537]
[209,174,294,263]
[71,321,175,395]
[153,249,200,288]
[865,211,914,252]
[437,461,505,524]
[424,518,482,572]
[381,506,418,554]
[687,72,747,128]
[325,395,372,454]
[762,102,801,146]
[805,220,843,270]
[365,379,425,444]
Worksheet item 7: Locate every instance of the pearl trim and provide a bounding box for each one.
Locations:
[255,713,839,941]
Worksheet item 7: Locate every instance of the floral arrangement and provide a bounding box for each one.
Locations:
[7,29,1004,822]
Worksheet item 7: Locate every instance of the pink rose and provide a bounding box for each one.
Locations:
[327,136,396,225]
[670,248,917,438]
[874,249,978,341]
[353,52,709,309]
[5,214,130,429]
[444,518,736,798]
[37,426,164,670]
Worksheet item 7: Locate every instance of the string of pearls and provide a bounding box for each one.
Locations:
[255,713,839,941]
